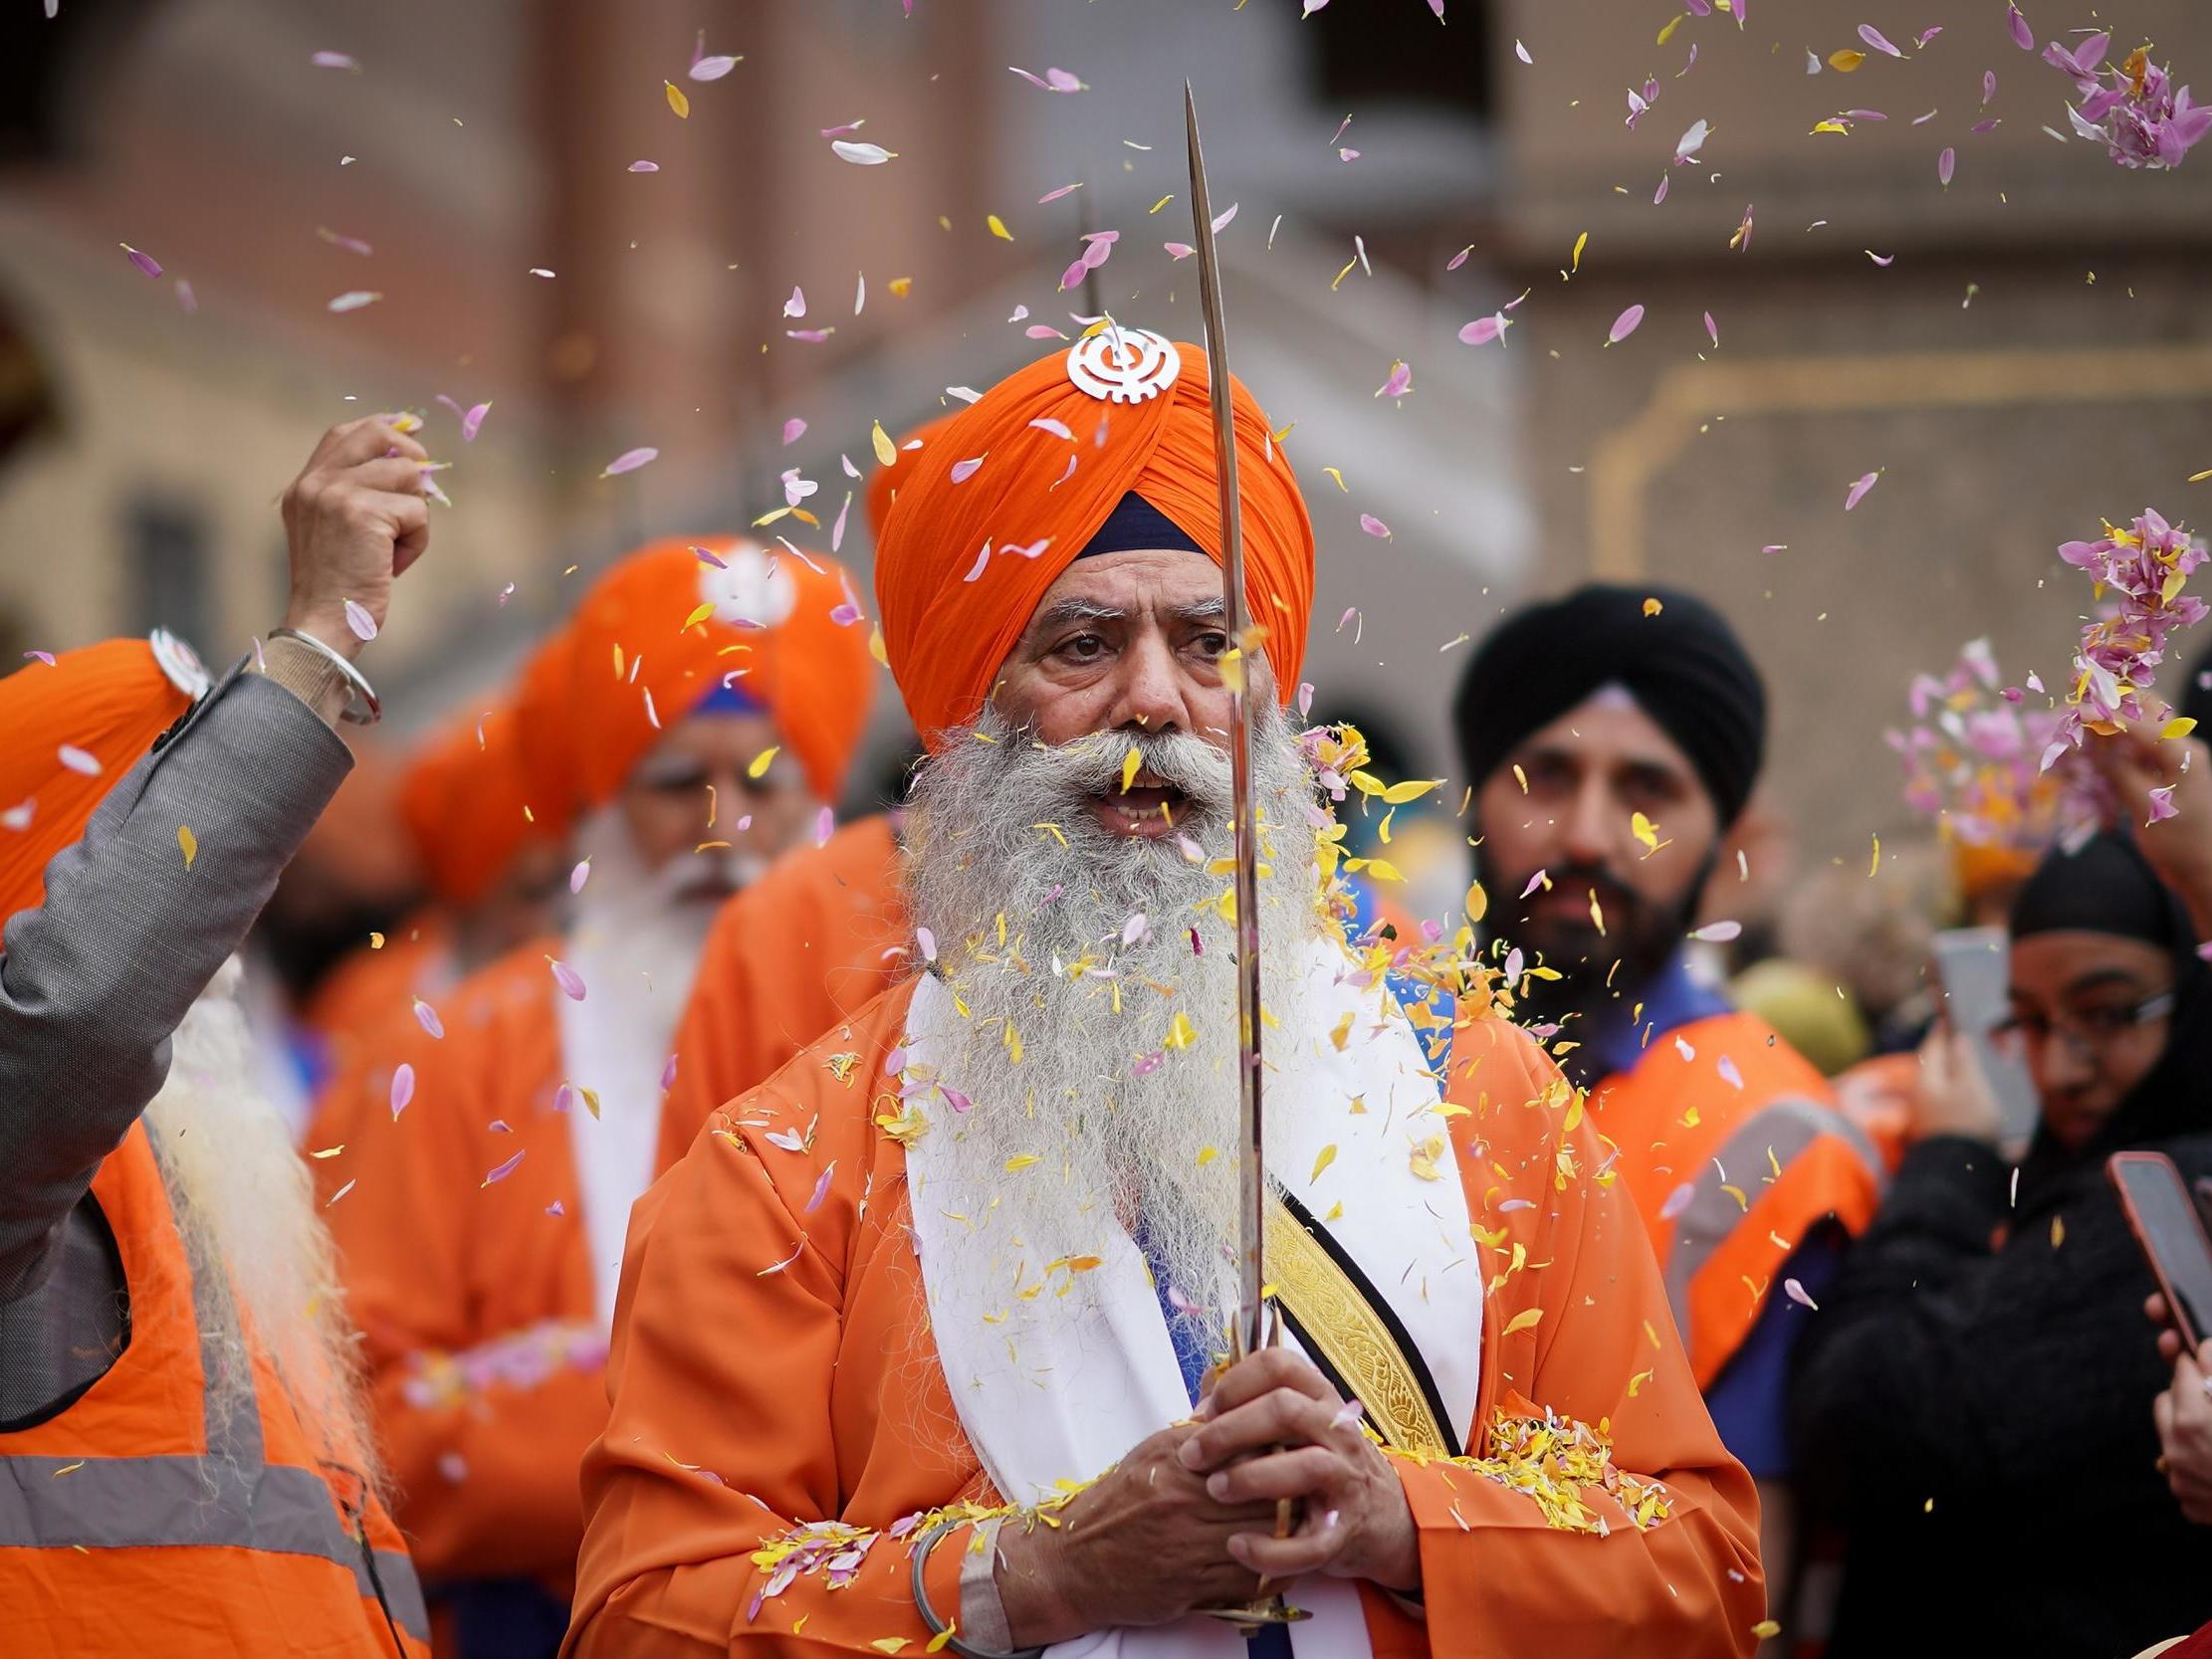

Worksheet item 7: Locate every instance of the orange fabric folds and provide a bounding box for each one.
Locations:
[519,537,876,820]
[873,334,1315,745]
[0,637,199,926]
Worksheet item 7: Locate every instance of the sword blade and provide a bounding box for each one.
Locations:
[1185,83,1268,1362]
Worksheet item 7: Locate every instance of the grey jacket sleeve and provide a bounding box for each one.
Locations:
[0,661,352,1301]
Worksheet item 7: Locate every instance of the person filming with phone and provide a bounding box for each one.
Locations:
[1791,823,2212,1658]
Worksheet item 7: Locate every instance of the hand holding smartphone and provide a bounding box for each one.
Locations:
[2109,1151,2212,1352]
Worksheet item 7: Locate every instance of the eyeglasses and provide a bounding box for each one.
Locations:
[1990,990,2176,1065]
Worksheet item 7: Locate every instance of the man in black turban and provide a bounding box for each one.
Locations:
[1453,583,1881,1634]
[1452,582,1766,1059]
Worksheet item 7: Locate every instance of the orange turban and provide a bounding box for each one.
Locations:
[865,410,959,542]
[519,536,876,821]
[874,331,1314,747]
[0,634,206,926]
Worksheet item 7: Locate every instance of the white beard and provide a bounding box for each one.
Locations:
[562,802,737,1042]
[900,700,1326,1359]
[142,957,378,1485]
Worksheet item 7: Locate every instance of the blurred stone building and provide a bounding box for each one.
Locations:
[2,0,2209,876]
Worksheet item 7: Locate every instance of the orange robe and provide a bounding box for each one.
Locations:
[308,940,702,1600]
[664,814,906,1134]
[303,908,455,1076]
[566,987,1765,1657]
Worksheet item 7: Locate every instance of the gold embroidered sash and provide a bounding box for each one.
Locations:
[1265,1193,1453,1457]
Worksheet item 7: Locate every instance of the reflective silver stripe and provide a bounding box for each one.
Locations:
[1661,1094,1884,1350]
[0,1136,428,1646]
[0,1453,429,1642]
[364,1548,432,1644]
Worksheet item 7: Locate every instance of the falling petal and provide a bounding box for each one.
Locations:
[174,280,196,313]
[601,446,658,478]
[628,159,659,173]
[783,286,806,318]
[1518,870,1548,900]
[1606,303,1647,344]
[664,82,690,118]
[1844,470,1880,511]
[1359,514,1392,539]
[343,599,378,641]
[1938,145,1955,185]
[1704,311,1719,348]
[550,958,586,1000]
[1689,921,1742,942]
[482,1150,526,1187]
[1858,24,1903,58]
[327,291,381,312]
[2007,3,2033,52]
[569,858,590,895]
[310,51,357,70]
[815,805,834,847]
[414,998,445,1039]
[389,1063,415,1119]
[950,455,986,484]
[1515,39,1532,64]
[1458,313,1511,346]
[461,402,491,441]
[1784,1277,1820,1311]
[689,54,741,81]
[831,140,896,165]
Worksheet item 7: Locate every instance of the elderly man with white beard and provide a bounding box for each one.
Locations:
[0,418,434,1655]
[564,334,1764,1659]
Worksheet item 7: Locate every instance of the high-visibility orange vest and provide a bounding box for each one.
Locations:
[1592,1009,1884,1389]
[0,1123,431,1658]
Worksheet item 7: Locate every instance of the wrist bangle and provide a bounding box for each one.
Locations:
[269,627,382,726]
[910,1519,1044,1659]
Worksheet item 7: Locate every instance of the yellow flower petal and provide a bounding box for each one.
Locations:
[871,421,897,467]
[177,825,197,870]
[987,214,1013,240]
[665,81,691,118]
[749,746,779,779]
[1311,1143,1338,1182]
[1503,1307,1543,1336]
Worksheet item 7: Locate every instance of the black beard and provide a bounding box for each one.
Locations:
[1473,843,1710,1082]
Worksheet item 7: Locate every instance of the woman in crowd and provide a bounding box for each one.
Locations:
[1792,826,2212,1658]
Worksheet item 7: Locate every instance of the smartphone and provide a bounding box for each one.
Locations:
[1929,927,2042,1151]
[2107,1150,2212,1352]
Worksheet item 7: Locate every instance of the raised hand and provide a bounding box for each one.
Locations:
[277,416,433,661]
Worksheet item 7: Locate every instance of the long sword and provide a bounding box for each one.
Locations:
[1185,83,1267,1367]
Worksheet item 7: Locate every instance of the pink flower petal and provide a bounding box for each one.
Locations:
[1659,1182,1697,1222]
[1784,1277,1820,1311]
[805,1162,837,1213]
[961,541,994,582]
[120,244,162,279]
[1704,311,1719,348]
[389,1062,414,1120]
[482,1150,527,1187]
[343,599,378,641]
[311,51,357,70]
[1844,470,1880,511]
[569,858,591,894]
[462,401,491,441]
[783,286,806,319]
[2007,3,2033,52]
[1938,145,1955,185]
[628,159,660,173]
[814,805,834,847]
[782,417,807,445]
[1689,921,1742,942]
[689,54,741,81]
[1518,870,1548,900]
[550,958,587,1000]
[601,446,658,478]
[1359,514,1392,539]
[940,1084,973,1114]
[1858,23,1904,58]
[950,455,986,484]
[830,140,895,165]
[1606,304,1646,344]
[414,998,445,1040]
[1028,417,1073,440]
[1458,313,1510,346]
[327,291,381,313]
[57,744,101,777]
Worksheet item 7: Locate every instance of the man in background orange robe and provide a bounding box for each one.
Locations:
[660,411,957,1135]
[569,331,1763,1657]
[305,632,571,1072]
[310,537,876,1657]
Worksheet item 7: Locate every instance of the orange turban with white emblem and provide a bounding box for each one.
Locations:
[874,330,1314,747]
[0,633,207,925]
[518,537,876,823]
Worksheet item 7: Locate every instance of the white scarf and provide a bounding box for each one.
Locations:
[905,937,1478,1658]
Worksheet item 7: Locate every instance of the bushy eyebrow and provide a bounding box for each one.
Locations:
[1030,597,1126,632]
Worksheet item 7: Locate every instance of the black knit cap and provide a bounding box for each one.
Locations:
[1451,582,1767,827]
